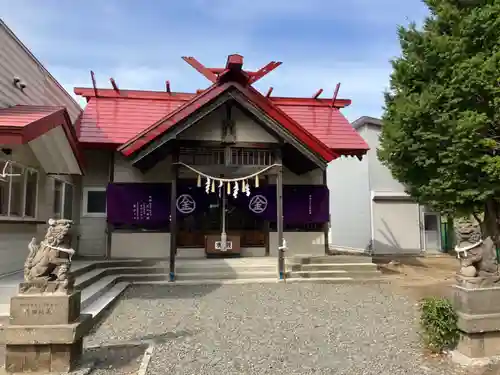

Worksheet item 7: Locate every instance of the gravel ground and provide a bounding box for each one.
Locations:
[80,344,146,375]
[85,283,470,375]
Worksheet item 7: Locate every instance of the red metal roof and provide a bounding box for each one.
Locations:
[0,105,85,171]
[77,97,187,144]
[75,54,368,160]
[76,88,368,158]
[277,103,368,157]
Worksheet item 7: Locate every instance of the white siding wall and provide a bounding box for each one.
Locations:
[372,200,421,254]
[327,152,371,251]
[328,123,427,254]
[0,21,81,121]
[0,145,75,275]
[364,125,407,193]
[78,150,110,257]
[269,232,325,257]
[114,154,173,183]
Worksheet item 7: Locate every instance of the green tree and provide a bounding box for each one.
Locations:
[379,0,500,240]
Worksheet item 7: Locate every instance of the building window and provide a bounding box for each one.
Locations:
[64,184,73,219]
[83,187,107,217]
[53,179,74,219]
[0,160,38,219]
[24,170,38,217]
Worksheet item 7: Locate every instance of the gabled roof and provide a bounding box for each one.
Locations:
[118,81,339,161]
[75,90,361,152]
[74,54,369,160]
[0,105,84,174]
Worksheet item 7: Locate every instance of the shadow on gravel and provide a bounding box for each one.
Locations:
[80,343,147,374]
[135,330,196,344]
[372,256,429,268]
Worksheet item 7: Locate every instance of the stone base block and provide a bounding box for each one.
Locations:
[5,339,83,373]
[10,291,81,325]
[453,284,500,316]
[18,280,75,295]
[5,315,92,345]
[456,331,500,359]
[455,274,500,289]
[457,311,500,333]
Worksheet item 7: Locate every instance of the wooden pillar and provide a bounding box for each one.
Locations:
[169,151,178,281]
[276,149,285,279]
[264,175,270,256]
[322,169,329,255]
[105,150,115,259]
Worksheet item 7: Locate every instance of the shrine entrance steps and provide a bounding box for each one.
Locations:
[284,255,382,283]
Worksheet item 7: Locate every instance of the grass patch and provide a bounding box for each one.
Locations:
[419,296,459,353]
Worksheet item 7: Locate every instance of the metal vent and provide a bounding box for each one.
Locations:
[179,147,225,165]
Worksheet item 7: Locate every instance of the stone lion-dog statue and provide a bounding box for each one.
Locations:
[23,218,75,293]
[455,218,499,287]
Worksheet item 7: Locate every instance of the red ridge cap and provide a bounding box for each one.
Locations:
[74,87,351,108]
[270,97,351,108]
[74,87,195,101]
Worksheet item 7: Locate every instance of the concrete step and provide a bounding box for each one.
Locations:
[283,277,354,284]
[81,282,129,321]
[109,272,278,283]
[288,255,373,264]
[80,275,120,311]
[75,266,174,289]
[286,270,381,279]
[175,271,277,281]
[281,276,387,284]
[286,263,378,272]
[133,278,279,285]
[176,265,277,273]
[70,259,149,278]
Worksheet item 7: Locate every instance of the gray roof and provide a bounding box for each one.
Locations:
[352,116,382,130]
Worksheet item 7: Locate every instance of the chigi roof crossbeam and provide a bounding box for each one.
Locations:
[181,54,282,86]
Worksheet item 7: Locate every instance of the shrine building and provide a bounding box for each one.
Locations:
[0,26,369,279]
[73,54,369,278]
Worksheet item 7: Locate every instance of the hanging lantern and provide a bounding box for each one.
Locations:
[197,174,201,187]
[255,175,259,188]
[211,179,215,193]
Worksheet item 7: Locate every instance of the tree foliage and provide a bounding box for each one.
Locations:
[379,0,500,231]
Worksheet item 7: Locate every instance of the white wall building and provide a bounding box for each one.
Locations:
[328,116,442,255]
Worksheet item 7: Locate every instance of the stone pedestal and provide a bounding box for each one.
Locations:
[4,282,92,373]
[453,281,500,360]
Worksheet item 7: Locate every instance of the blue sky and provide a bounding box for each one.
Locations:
[1,0,429,121]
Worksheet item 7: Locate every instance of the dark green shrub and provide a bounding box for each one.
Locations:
[419,296,459,353]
